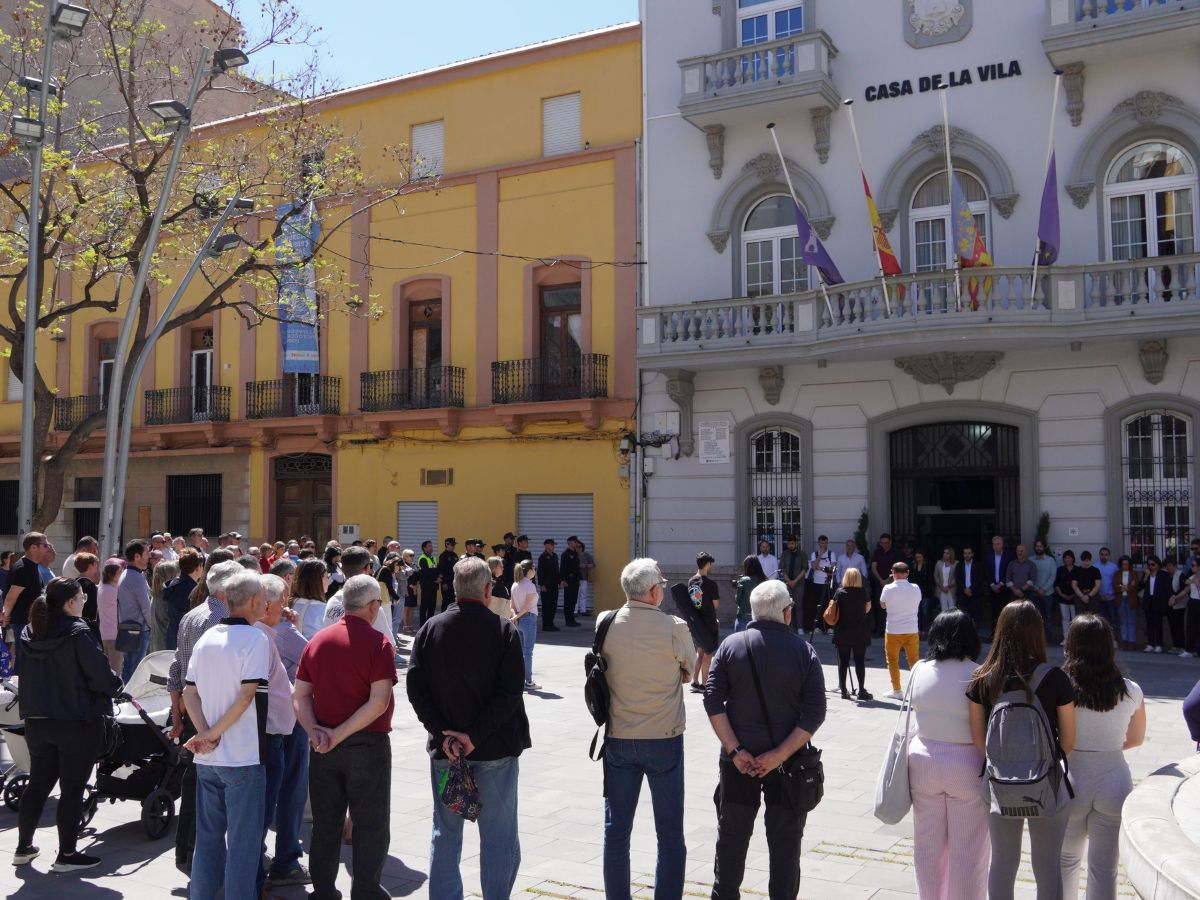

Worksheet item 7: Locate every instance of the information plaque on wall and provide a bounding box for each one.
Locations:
[698,420,731,465]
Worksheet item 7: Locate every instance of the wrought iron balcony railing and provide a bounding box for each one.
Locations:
[144,386,231,425]
[491,355,609,405]
[360,366,465,412]
[53,394,104,432]
[246,374,342,419]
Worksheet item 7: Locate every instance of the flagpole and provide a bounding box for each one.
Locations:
[938,85,963,311]
[844,99,893,316]
[766,122,836,325]
[1031,69,1063,306]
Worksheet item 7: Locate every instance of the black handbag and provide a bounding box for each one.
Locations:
[745,634,824,814]
[115,621,145,654]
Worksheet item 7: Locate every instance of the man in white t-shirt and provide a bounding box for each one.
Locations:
[322,546,395,648]
[880,561,922,700]
[182,570,270,900]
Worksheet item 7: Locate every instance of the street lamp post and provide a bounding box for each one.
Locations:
[15,2,88,536]
[106,196,252,545]
[96,45,247,556]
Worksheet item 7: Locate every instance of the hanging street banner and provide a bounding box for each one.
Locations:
[276,202,321,374]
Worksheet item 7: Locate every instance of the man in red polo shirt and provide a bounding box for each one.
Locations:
[293,574,396,900]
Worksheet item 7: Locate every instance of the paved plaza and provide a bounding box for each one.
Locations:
[0,626,1194,899]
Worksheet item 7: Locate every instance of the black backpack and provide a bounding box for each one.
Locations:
[583,610,617,760]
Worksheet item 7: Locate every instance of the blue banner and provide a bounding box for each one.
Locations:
[276,202,320,374]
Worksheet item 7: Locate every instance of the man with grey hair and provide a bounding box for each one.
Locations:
[703,578,826,898]
[183,568,269,899]
[294,573,397,900]
[600,558,694,899]
[322,545,395,647]
[168,558,244,874]
[408,555,530,898]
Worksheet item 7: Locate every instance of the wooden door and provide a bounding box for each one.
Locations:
[275,478,332,545]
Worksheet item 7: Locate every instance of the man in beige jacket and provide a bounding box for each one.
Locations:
[598,558,694,900]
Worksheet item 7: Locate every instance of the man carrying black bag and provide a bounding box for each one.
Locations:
[703,578,827,900]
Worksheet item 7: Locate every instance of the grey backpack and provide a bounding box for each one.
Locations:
[982,663,1073,818]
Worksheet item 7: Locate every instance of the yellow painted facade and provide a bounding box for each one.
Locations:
[0,25,641,610]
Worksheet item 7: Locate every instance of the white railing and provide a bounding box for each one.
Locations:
[679,33,833,104]
[642,254,1200,354]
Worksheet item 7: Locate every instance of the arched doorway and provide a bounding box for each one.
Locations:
[890,422,1020,555]
[274,453,332,545]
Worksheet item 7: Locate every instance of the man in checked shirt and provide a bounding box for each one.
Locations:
[168,560,242,875]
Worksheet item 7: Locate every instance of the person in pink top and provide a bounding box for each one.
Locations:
[97,559,124,672]
[509,560,539,691]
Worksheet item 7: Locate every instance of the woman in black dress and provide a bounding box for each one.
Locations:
[910,549,936,633]
[831,567,873,701]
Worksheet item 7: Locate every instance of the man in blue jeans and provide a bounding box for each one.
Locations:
[407,555,530,900]
[182,570,270,900]
[599,558,695,900]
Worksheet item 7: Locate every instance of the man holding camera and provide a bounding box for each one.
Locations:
[802,535,837,637]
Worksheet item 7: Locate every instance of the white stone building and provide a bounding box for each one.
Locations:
[637,0,1200,575]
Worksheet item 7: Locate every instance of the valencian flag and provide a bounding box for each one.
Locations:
[793,201,844,286]
[952,171,993,309]
[862,172,902,278]
[1034,150,1060,266]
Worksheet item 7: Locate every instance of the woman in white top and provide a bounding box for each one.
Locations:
[510,559,540,690]
[935,546,957,612]
[1060,614,1146,900]
[906,608,988,900]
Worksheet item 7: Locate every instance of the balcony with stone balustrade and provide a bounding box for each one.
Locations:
[1044,0,1200,67]
[637,253,1200,370]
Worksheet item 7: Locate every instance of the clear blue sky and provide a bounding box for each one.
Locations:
[252,0,640,90]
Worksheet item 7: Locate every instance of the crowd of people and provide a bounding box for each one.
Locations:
[0,522,1187,899]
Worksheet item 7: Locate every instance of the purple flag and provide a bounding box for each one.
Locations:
[1034,151,1059,266]
[793,202,844,285]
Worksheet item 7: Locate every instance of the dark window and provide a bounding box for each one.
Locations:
[409,300,442,369]
[74,476,102,503]
[0,481,16,534]
[74,508,100,548]
[539,284,582,391]
[167,474,222,539]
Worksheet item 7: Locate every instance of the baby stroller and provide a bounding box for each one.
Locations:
[91,650,185,838]
[0,676,29,811]
[0,651,184,839]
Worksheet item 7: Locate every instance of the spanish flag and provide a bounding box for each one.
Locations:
[862,171,902,278]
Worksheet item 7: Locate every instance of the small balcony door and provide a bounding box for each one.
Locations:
[409,300,443,406]
[191,349,213,421]
[539,285,582,400]
[97,338,116,408]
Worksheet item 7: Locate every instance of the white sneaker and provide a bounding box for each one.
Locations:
[1155,646,1164,653]
[1143,645,1155,652]
[1180,651,1194,658]
[885,689,904,700]
[524,680,541,691]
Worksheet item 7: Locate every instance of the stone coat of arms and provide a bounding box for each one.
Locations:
[904,0,972,47]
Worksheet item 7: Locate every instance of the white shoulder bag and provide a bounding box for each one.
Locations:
[873,659,920,824]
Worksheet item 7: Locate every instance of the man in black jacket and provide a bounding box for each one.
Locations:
[1141,555,1174,652]
[416,541,440,625]
[438,538,459,612]
[560,537,581,629]
[511,535,533,571]
[537,540,561,631]
[407,556,530,899]
[955,546,985,632]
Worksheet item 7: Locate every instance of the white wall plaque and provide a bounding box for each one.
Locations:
[698,420,731,465]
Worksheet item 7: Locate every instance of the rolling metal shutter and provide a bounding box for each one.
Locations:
[411,120,444,178]
[517,493,594,552]
[542,93,580,157]
[397,501,439,552]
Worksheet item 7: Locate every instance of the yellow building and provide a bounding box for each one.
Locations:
[0,24,640,610]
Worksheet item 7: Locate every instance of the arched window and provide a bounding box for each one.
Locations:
[909,170,989,272]
[742,195,810,297]
[1104,141,1196,261]
[1123,410,1193,563]
[750,426,803,550]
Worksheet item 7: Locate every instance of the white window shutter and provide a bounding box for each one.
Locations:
[397,501,439,552]
[542,93,581,157]
[411,121,444,178]
[6,367,20,402]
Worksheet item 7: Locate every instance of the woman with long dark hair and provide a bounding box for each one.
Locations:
[967,600,1076,900]
[291,558,329,639]
[14,577,122,871]
[1060,615,1145,900]
[323,546,344,600]
[907,609,987,899]
[831,568,873,701]
[732,555,766,632]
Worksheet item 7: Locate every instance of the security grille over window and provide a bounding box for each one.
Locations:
[167,474,222,540]
[0,480,16,534]
[749,427,803,551]
[1123,410,1193,563]
[397,501,438,552]
[274,453,333,479]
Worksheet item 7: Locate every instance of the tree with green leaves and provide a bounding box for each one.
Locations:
[0,0,409,531]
